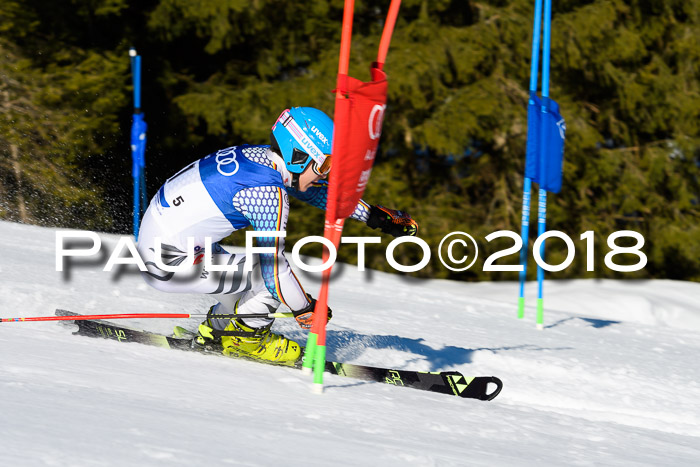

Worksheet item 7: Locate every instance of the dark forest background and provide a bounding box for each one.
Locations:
[1,0,698,281]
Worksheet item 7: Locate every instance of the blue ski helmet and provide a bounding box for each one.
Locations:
[270,107,333,175]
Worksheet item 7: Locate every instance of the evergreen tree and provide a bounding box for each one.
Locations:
[0,0,130,229]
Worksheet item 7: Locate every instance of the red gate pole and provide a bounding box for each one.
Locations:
[302,0,355,387]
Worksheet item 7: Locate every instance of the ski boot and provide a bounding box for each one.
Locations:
[220,318,301,364]
[185,305,300,364]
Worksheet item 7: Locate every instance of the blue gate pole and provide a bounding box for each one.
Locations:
[139,128,147,216]
[131,49,140,238]
[518,0,543,319]
[137,51,147,218]
[130,48,147,240]
[535,0,553,330]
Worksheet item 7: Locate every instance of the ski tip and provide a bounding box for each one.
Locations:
[482,376,503,401]
[311,383,324,395]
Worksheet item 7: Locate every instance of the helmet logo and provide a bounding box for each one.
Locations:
[310,125,329,146]
[300,135,321,159]
[368,104,386,141]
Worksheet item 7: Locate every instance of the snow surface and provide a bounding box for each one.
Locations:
[1,220,699,466]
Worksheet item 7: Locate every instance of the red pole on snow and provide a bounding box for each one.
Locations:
[1,313,195,323]
[1,312,293,323]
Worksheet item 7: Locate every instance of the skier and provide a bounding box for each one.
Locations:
[137,107,417,364]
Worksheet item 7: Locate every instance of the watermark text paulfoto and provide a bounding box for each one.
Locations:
[55,230,647,274]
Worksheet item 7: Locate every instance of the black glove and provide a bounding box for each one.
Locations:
[367,205,418,237]
[292,295,333,330]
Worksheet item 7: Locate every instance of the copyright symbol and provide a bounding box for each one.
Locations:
[438,232,479,272]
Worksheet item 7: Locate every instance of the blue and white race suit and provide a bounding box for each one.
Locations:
[137,145,370,328]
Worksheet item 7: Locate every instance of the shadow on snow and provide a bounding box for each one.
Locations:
[306,328,573,370]
[545,317,620,329]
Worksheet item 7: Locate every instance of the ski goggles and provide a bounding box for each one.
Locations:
[311,153,332,176]
[279,110,332,176]
[289,148,332,176]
